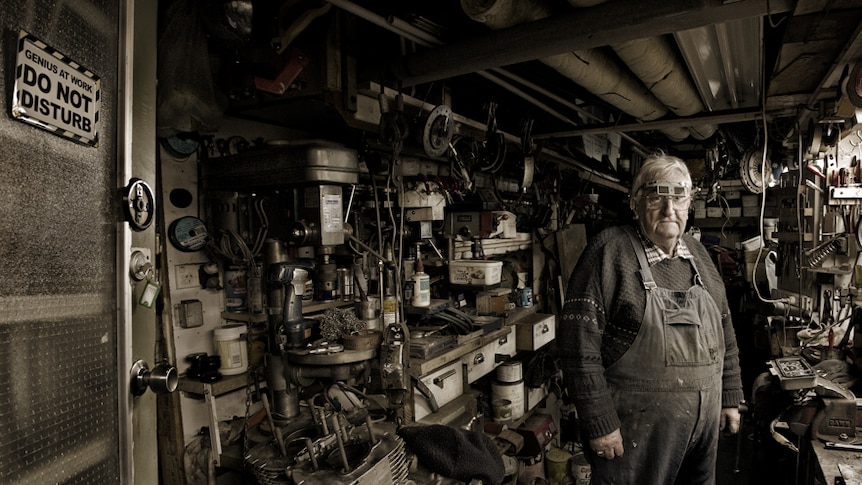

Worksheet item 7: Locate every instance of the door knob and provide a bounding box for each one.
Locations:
[130,359,177,396]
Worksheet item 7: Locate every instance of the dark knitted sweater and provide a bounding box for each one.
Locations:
[558,225,745,440]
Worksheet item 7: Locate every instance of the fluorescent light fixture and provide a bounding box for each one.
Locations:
[674,17,763,112]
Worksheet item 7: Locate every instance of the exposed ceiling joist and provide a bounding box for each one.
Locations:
[390,0,794,87]
[534,108,764,139]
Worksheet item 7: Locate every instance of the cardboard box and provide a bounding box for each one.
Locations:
[728,207,742,218]
[476,288,513,314]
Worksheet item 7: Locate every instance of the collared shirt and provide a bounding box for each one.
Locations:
[636,227,694,266]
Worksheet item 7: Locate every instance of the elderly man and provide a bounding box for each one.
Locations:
[559,152,743,484]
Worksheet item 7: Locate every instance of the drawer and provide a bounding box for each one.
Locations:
[463,340,496,384]
[515,313,556,351]
[413,361,464,421]
[462,327,517,383]
[496,326,516,358]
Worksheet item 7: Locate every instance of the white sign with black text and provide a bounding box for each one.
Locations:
[11,30,101,147]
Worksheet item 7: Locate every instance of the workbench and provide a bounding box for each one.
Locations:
[804,439,862,484]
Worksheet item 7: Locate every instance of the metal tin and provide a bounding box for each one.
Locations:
[491,399,512,420]
[570,452,591,485]
[491,379,524,419]
[519,287,533,307]
[497,360,523,383]
[224,266,247,312]
[545,448,572,484]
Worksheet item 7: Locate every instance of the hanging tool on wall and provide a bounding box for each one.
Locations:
[478,102,506,173]
[517,117,538,202]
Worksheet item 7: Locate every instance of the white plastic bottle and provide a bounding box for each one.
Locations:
[411,255,431,307]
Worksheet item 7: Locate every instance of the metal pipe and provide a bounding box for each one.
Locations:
[387,15,441,46]
[365,414,377,444]
[330,414,351,472]
[391,0,794,86]
[476,71,577,126]
[325,0,429,46]
[304,438,320,470]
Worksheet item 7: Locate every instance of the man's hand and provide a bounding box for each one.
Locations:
[719,407,740,434]
[589,429,624,460]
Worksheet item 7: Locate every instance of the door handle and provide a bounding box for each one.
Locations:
[130,359,177,396]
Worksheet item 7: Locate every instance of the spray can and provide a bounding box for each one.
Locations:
[411,253,431,307]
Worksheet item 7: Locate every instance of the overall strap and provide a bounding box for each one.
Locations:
[624,226,657,290]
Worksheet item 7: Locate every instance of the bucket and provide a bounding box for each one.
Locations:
[545,448,572,484]
[570,452,591,485]
[491,380,525,419]
[214,324,248,375]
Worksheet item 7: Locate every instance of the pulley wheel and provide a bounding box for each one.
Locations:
[422,104,454,158]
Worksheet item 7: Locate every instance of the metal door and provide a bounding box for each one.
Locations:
[0,1,158,484]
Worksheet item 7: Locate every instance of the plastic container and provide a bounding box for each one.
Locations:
[448,259,503,286]
[214,324,248,375]
[411,257,431,307]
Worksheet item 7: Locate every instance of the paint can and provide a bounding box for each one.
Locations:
[570,452,591,485]
[545,447,572,485]
[492,399,513,420]
[491,379,525,419]
[496,360,523,383]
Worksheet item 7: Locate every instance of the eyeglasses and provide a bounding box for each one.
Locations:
[642,193,692,211]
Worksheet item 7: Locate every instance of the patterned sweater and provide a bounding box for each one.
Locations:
[558,225,745,440]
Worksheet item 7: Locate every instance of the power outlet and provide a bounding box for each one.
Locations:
[175,264,200,290]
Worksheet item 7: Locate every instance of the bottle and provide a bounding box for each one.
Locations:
[411,250,431,307]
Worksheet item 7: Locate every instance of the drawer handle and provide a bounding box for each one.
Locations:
[541,324,550,334]
[498,336,508,345]
[433,369,457,388]
[474,353,485,365]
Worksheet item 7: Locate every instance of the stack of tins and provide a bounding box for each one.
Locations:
[492,360,525,420]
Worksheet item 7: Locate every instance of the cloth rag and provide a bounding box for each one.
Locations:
[398,424,505,485]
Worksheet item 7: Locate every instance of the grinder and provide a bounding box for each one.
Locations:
[266,259,316,420]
